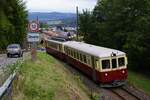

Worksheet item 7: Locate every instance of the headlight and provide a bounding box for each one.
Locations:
[105,73,108,76]
[122,70,125,74]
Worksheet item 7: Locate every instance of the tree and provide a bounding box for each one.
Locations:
[79,10,100,44]
[79,0,150,75]
[0,0,27,50]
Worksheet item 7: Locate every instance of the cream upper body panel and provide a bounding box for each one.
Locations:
[64,41,126,58]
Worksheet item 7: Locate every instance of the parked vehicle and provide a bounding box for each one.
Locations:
[7,44,23,58]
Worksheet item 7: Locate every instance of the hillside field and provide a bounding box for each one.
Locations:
[12,52,99,100]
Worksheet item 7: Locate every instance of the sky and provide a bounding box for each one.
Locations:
[23,0,97,13]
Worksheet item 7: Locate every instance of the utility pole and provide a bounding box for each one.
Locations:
[76,6,79,41]
[37,16,39,22]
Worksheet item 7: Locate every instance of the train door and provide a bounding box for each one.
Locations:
[92,56,97,82]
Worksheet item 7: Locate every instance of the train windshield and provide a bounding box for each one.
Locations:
[112,59,117,68]
[118,57,125,67]
[102,60,110,69]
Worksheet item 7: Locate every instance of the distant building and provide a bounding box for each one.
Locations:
[64,27,76,33]
[47,20,63,26]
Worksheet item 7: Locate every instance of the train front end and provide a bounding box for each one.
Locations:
[98,55,128,87]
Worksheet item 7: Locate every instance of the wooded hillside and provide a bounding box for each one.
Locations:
[79,0,150,75]
[0,0,27,50]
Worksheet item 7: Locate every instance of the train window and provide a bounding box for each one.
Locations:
[49,42,57,50]
[77,52,79,60]
[72,50,73,56]
[87,56,91,66]
[64,47,66,52]
[69,49,71,55]
[73,51,75,58]
[118,57,125,67]
[70,49,71,56]
[74,51,77,58]
[96,60,100,70]
[71,50,73,57]
[68,49,70,55]
[72,50,74,57]
[67,49,69,54]
[74,51,76,58]
[65,48,68,54]
[102,60,110,69]
[83,55,87,63]
[73,51,74,57]
[80,54,83,61]
[59,45,61,51]
[112,59,117,68]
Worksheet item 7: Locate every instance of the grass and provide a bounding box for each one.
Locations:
[0,61,22,86]
[128,71,150,94]
[12,52,92,100]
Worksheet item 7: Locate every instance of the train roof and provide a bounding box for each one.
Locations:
[64,41,126,58]
[51,36,71,41]
[46,36,71,44]
[46,38,68,44]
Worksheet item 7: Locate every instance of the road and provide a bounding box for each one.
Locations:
[0,54,20,69]
[0,52,30,69]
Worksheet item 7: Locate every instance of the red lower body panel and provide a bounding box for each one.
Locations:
[66,55,93,78]
[46,47,65,61]
[96,69,127,83]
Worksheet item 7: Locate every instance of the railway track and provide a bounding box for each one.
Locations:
[110,87,140,100]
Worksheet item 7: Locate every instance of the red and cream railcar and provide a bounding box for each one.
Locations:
[46,39,127,87]
[45,39,67,61]
[64,41,127,86]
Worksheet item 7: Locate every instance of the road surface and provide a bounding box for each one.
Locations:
[0,54,20,69]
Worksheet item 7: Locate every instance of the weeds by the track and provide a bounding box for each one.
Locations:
[128,71,150,94]
[12,52,93,100]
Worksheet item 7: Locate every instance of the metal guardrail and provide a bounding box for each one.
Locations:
[0,72,16,99]
[0,60,23,100]
[0,52,29,99]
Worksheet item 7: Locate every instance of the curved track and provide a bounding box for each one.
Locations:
[110,87,140,100]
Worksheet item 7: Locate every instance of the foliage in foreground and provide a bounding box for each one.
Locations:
[79,0,150,75]
[128,71,150,94]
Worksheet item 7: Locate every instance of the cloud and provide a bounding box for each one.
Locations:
[23,0,97,13]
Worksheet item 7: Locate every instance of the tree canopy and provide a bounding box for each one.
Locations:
[79,0,150,75]
[0,0,27,50]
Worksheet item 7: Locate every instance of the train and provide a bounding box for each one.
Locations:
[45,37,128,87]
